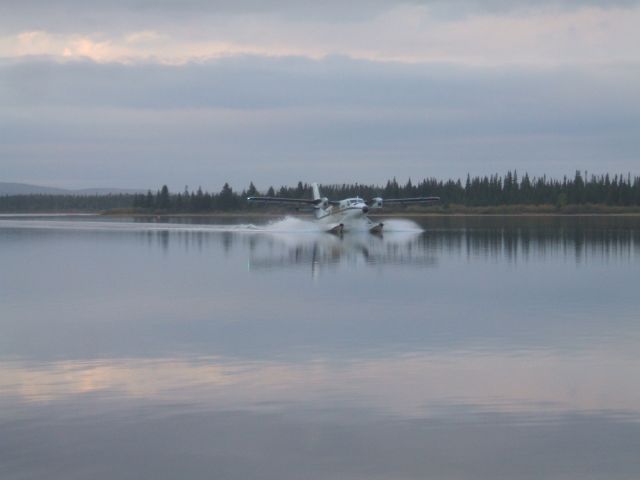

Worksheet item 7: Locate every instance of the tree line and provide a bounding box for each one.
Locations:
[120,171,640,210]
[0,193,135,212]
[2,171,640,213]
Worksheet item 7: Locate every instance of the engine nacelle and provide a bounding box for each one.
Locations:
[319,197,329,209]
[369,197,383,209]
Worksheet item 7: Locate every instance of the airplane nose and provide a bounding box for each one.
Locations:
[362,206,369,213]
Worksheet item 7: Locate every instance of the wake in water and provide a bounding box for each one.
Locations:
[0,215,423,235]
[263,216,423,233]
[260,216,326,233]
[376,218,424,233]
[0,219,257,233]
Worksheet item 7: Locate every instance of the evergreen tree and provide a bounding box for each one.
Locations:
[218,182,236,210]
[158,185,170,210]
[145,190,154,209]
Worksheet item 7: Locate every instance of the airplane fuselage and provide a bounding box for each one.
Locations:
[313,197,382,233]
[315,197,370,223]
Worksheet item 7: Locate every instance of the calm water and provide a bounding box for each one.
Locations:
[1,214,639,480]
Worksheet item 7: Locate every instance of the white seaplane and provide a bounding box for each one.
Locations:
[248,183,439,234]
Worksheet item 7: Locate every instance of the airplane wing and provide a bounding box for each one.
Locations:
[381,196,440,204]
[247,196,321,206]
[368,196,440,206]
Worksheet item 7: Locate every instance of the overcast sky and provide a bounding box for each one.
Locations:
[1,1,639,190]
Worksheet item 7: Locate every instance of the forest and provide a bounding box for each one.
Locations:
[2,171,640,213]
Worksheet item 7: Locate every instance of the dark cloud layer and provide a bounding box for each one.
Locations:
[2,56,639,130]
[4,0,638,16]
[2,0,639,33]
[1,55,639,188]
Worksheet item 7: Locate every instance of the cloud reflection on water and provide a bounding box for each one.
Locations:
[3,345,640,421]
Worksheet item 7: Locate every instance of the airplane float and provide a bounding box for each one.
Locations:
[248,183,439,234]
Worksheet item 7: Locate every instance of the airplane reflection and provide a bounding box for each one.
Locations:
[248,231,436,273]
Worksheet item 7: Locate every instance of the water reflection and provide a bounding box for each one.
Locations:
[3,346,640,419]
[4,215,638,264]
[1,215,640,480]
[247,231,435,273]
[141,215,640,265]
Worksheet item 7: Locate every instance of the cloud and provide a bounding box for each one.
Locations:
[2,55,639,115]
[3,0,639,23]
[1,3,640,66]
[124,30,165,45]
[1,55,638,188]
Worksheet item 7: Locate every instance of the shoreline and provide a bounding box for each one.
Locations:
[103,204,640,216]
[3,204,640,218]
[3,211,640,218]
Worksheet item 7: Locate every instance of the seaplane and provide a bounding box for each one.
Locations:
[248,183,439,234]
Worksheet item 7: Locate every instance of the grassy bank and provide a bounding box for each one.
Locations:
[395,203,640,215]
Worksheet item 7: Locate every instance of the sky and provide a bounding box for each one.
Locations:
[0,0,639,191]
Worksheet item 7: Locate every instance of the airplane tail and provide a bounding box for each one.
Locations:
[311,182,330,219]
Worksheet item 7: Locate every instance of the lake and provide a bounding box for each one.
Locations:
[1,214,639,480]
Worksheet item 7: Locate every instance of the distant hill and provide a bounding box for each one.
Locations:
[0,182,144,196]
[0,182,68,195]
